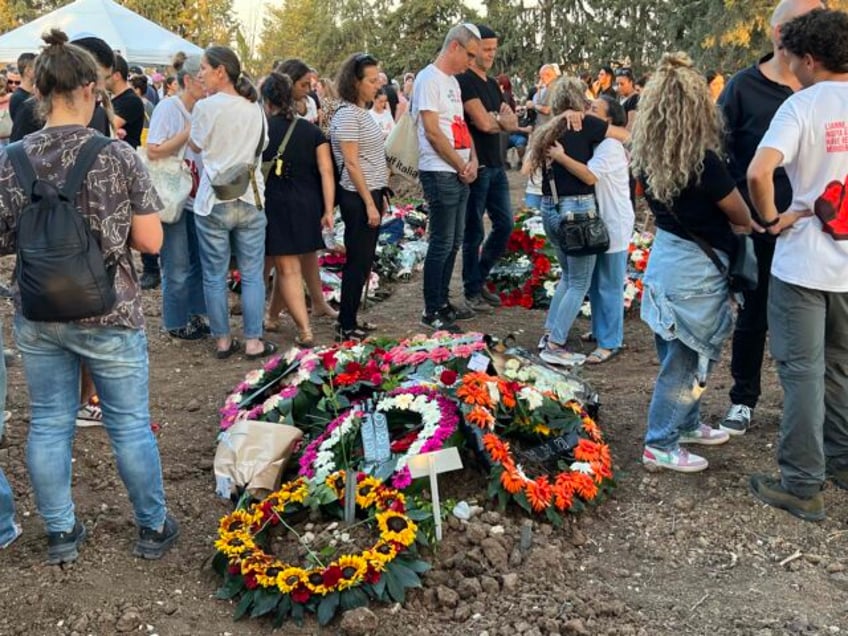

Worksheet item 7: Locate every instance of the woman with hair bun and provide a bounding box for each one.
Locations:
[633,52,752,474]
[261,71,335,347]
[189,45,275,360]
[0,29,177,563]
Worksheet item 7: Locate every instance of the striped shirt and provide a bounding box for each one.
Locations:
[330,103,389,192]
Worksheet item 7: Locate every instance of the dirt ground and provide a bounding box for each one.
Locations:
[0,171,846,636]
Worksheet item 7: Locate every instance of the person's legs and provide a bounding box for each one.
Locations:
[184,210,207,319]
[14,317,81,533]
[140,252,160,289]
[301,252,337,318]
[421,171,464,316]
[548,253,596,345]
[274,254,310,338]
[338,189,379,331]
[768,276,827,497]
[822,290,848,475]
[462,168,489,299]
[441,177,469,311]
[195,204,236,349]
[159,210,195,332]
[0,467,19,548]
[232,200,268,348]
[589,251,627,350]
[476,167,512,293]
[0,318,6,440]
[728,235,775,409]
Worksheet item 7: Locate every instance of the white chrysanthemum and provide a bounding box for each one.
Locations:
[244,369,264,385]
[518,386,544,411]
[262,395,282,413]
[544,280,557,297]
[570,461,595,475]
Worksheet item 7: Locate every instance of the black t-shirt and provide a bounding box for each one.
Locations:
[111,89,145,149]
[10,98,111,142]
[456,70,505,168]
[645,150,736,255]
[622,93,640,113]
[542,115,608,197]
[718,53,793,216]
[9,88,31,122]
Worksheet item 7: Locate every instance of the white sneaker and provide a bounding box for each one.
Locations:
[537,333,549,351]
[539,344,586,367]
[643,446,708,473]
[0,522,21,549]
[720,404,752,436]
[76,404,103,428]
[679,422,730,446]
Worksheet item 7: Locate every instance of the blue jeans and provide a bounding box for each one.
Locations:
[524,193,543,209]
[589,251,627,349]
[0,318,7,440]
[161,209,206,331]
[462,166,513,297]
[420,171,469,315]
[195,200,267,339]
[13,317,166,532]
[0,467,16,546]
[645,334,713,450]
[542,195,597,345]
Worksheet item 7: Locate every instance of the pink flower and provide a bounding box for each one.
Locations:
[430,347,451,363]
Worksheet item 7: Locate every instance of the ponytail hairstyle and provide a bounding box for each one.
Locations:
[274,58,310,83]
[204,45,257,102]
[525,76,590,172]
[34,29,99,118]
[261,72,296,121]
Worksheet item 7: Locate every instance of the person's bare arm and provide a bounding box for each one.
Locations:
[716,188,752,232]
[146,125,191,160]
[748,147,811,234]
[316,143,336,228]
[129,212,163,253]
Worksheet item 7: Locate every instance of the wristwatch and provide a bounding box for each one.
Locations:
[759,215,780,228]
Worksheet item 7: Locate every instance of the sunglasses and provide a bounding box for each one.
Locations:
[6,80,20,86]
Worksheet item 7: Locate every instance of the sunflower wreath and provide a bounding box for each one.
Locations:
[213,471,430,626]
[298,386,461,490]
[456,371,615,525]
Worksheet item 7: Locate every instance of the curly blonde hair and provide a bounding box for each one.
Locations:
[525,76,590,172]
[630,52,725,205]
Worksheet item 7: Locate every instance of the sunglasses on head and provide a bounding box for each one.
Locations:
[615,68,633,79]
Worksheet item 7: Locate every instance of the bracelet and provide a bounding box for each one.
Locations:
[759,216,780,228]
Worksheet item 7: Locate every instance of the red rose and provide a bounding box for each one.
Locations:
[369,373,383,385]
[228,564,241,575]
[320,350,338,371]
[244,573,258,590]
[291,585,311,604]
[365,567,381,585]
[322,565,343,588]
[440,369,458,386]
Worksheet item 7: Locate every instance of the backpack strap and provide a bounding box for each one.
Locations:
[6,141,38,200]
[61,135,114,201]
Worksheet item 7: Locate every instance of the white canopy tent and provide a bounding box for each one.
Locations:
[0,0,203,67]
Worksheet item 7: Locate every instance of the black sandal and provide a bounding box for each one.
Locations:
[245,340,278,360]
[335,324,367,342]
[215,338,241,359]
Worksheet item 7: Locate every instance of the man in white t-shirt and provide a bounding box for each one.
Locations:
[412,23,481,332]
[746,8,848,522]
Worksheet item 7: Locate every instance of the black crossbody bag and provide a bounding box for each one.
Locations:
[548,164,609,256]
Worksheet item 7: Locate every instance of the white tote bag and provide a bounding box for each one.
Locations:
[137,147,193,224]
[384,112,419,183]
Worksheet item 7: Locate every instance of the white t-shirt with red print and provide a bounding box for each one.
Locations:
[412,63,472,173]
[759,81,848,292]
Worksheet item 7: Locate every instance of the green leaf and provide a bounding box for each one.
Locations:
[340,587,369,611]
[291,601,305,626]
[250,588,280,617]
[405,508,431,522]
[514,490,532,514]
[384,568,406,603]
[233,590,254,621]
[317,591,341,626]
[215,576,243,600]
[545,506,563,528]
[372,575,388,599]
[404,559,432,574]
[211,551,229,576]
[272,596,292,628]
[497,490,508,511]
[387,561,421,589]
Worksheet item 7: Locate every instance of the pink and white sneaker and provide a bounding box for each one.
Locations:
[679,423,730,446]
[642,446,708,473]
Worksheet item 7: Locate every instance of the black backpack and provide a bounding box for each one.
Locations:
[7,135,117,322]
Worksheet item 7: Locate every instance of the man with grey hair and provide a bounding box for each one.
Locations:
[413,23,481,332]
[718,0,824,437]
[145,55,210,341]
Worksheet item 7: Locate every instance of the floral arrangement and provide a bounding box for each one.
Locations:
[213,471,429,626]
[298,386,461,490]
[456,371,614,525]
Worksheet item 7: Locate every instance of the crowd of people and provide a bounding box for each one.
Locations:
[0,0,846,567]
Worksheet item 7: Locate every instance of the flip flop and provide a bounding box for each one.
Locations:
[215,338,241,359]
[585,347,620,365]
[245,340,278,361]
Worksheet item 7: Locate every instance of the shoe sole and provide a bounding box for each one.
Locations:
[642,457,708,473]
[719,423,747,437]
[47,525,87,565]
[75,419,104,428]
[419,320,461,333]
[748,481,825,522]
[538,353,585,367]
[133,527,181,560]
[679,434,731,446]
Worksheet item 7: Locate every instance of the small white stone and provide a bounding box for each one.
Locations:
[489,525,505,536]
[327,521,339,532]
[340,532,351,543]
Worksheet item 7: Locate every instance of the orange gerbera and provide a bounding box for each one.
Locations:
[552,482,574,511]
[571,471,599,500]
[526,476,553,512]
[574,438,603,462]
[482,433,510,463]
[500,466,525,494]
[456,373,495,408]
[591,460,614,482]
[466,405,495,429]
[499,380,516,409]
[581,415,602,441]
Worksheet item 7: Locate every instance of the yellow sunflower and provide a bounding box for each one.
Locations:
[374,488,406,512]
[214,531,255,558]
[255,562,285,588]
[325,471,347,499]
[280,478,309,504]
[218,509,257,535]
[376,510,417,546]
[240,552,275,576]
[355,477,382,508]
[304,568,330,596]
[363,541,397,571]
[335,555,368,590]
[277,566,309,594]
